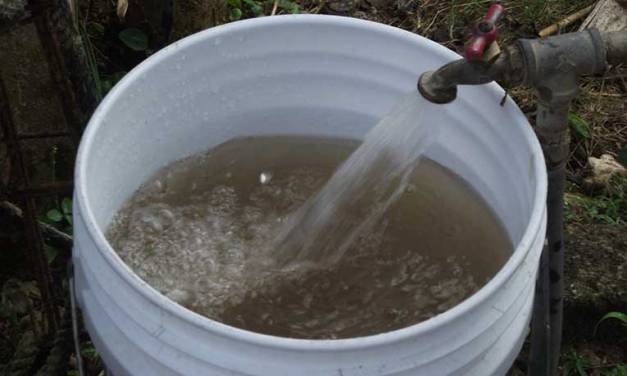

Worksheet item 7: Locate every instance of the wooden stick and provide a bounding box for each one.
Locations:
[538,5,594,38]
[271,0,279,15]
[310,0,326,14]
[1,201,73,252]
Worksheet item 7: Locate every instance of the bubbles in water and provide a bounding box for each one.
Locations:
[259,171,272,185]
[107,136,512,339]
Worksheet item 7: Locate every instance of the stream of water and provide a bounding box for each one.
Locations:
[271,92,441,269]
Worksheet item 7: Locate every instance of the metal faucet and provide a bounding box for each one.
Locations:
[417,4,627,376]
[418,7,626,105]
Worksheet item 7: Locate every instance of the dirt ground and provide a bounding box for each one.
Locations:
[1,0,626,374]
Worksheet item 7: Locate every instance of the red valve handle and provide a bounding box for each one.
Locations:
[464,3,505,61]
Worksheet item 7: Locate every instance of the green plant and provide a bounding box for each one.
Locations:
[45,197,73,234]
[118,27,150,51]
[226,0,299,20]
[274,0,300,14]
[603,364,627,376]
[46,197,73,227]
[42,197,73,264]
[563,350,592,376]
[227,0,245,20]
[594,311,627,335]
[565,176,627,225]
[568,112,591,140]
[580,196,623,225]
[562,349,627,376]
[81,341,99,361]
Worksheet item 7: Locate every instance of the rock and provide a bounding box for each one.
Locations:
[584,154,627,189]
[327,0,359,15]
[579,0,627,33]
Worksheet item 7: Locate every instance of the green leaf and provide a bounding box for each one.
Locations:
[608,364,627,376]
[81,342,99,360]
[243,0,264,15]
[229,7,242,20]
[617,147,627,168]
[575,357,588,376]
[568,113,591,139]
[227,0,242,8]
[44,245,58,264]
[278,0,300,13]
[118,28,149,51]
[62,198,73,226]
[46,209,63,222]
[594,311,627,335]
[62,198,72,215]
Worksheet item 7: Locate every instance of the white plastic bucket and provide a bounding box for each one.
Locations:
[73,15,547,375]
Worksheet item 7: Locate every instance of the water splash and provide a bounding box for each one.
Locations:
[272,92,442,268]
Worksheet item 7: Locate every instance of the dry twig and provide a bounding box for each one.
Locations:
[538,5,594,37]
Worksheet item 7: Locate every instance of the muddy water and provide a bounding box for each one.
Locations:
[107,136,512,339]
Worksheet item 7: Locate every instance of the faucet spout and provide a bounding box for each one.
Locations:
[418,29,627,105]
[417,46,524,104]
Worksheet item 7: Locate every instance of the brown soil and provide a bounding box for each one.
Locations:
[563,222,627,344]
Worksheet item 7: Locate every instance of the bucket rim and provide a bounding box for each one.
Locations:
[75,14,548,351]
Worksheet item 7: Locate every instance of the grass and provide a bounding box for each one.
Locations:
[563,350,627,376]
[569,78,627,171]
[408,0,595,46]
[564,309,627,375]
[565,175,627,225]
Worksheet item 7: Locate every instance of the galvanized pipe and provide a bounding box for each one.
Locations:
[518,30,606,375]
[417,28,625,375]
[528,82,576,376]
[604,31,627,65]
